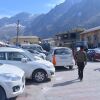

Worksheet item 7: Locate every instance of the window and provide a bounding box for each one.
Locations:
[94,35,97,40]
[28,49,35,53]
[36,46,43,51]
[70,33,76,39]
[54,48,71,55]
[7,52,26,61]
[0,52,6,60]
[95,49,100,53]
[87,36,91,42]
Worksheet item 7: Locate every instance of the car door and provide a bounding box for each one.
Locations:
[54,48,73,66]
[6,52,33,78]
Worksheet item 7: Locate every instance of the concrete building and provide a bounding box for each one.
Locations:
[55,29,83,48]
[11,36,40,44]
[80,26,100,48]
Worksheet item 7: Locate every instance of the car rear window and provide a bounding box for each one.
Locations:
[54,48,71,55]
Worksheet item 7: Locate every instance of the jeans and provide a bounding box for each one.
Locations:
[77,62,85,80]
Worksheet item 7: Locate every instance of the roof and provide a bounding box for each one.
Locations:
[43,38,54,41]
[21,44,40,47]
[81,26,100,35]
[0,41,7,45]
[13,36,39,39]
[0,47,25,52]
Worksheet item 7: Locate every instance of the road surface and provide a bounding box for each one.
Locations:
[15,62,100,100]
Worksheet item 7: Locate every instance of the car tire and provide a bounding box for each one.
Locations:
[69,66,73,70]
[0,86,6,100]
[32,70,47,83]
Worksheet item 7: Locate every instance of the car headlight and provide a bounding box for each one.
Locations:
[46,65,54,69]
[46,66,51,68]
[0,73,21,81]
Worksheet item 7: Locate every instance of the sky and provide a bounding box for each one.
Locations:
[0,0,65,18]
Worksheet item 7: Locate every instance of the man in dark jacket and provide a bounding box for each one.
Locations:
[75,46,87,81]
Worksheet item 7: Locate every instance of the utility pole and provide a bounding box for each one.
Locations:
[16,20,20,45]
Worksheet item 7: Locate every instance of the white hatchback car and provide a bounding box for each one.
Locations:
[47,47,75,69]
[0,63,25,100]
[0,47,55,83]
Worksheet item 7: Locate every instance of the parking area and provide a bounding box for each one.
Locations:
[11,62,100,100]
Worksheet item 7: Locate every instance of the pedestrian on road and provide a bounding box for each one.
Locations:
[74,46,87,81]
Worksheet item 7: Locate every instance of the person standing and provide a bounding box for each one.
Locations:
[75,46,87,81]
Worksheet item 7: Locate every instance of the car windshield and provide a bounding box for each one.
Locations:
[23,50,42,61]
[95,49,100,53]
[27,49,39,54]
[37,46,42,50]
[21,45,43,52]
[88,50,94,53]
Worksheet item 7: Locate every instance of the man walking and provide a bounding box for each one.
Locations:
[75,46,87,81]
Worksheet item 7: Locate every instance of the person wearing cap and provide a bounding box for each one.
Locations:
[75,46,87,81]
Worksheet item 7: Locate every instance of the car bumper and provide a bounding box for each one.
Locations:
[55,59,75,67]
[3,77,25,99]
[46,68,55,79]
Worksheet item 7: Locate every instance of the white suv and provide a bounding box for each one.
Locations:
[0,63,25,100]
[47,47,75,69]
[0,47,55,83]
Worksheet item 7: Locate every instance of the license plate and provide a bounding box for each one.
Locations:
[60,57,67,59]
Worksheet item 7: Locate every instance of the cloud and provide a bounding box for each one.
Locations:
[46,4,56,8]
[0,9,14,18]
[46,0,65,8]
[4,23,25,28]
[0,15,10,18]
[57,0,65,4]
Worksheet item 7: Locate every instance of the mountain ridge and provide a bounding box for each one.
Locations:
[1,0,100,40]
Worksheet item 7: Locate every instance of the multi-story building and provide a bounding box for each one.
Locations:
[55,29,83,48]
[80,26,100,48]
[11,36,40,45]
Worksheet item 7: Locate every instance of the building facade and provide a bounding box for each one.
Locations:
[55,29,83,48]
[80,26,100,48]
[11,36,40,44]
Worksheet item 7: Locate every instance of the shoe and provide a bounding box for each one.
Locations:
[77,77,80,79]
[80,78,83,81]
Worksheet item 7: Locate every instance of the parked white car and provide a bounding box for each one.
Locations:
[47,47,75,69]
[0,47,55,83]
[0,63,25,100]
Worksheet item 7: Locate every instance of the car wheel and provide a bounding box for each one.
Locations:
[69,66,73,70]
[0,86,6,100]
[32,70,47,83]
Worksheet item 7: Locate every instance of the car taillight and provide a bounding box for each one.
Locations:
[52,55,56,66]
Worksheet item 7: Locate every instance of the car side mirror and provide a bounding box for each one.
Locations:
[21,58,28,63]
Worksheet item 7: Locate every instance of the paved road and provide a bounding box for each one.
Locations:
[15,62,100,100]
